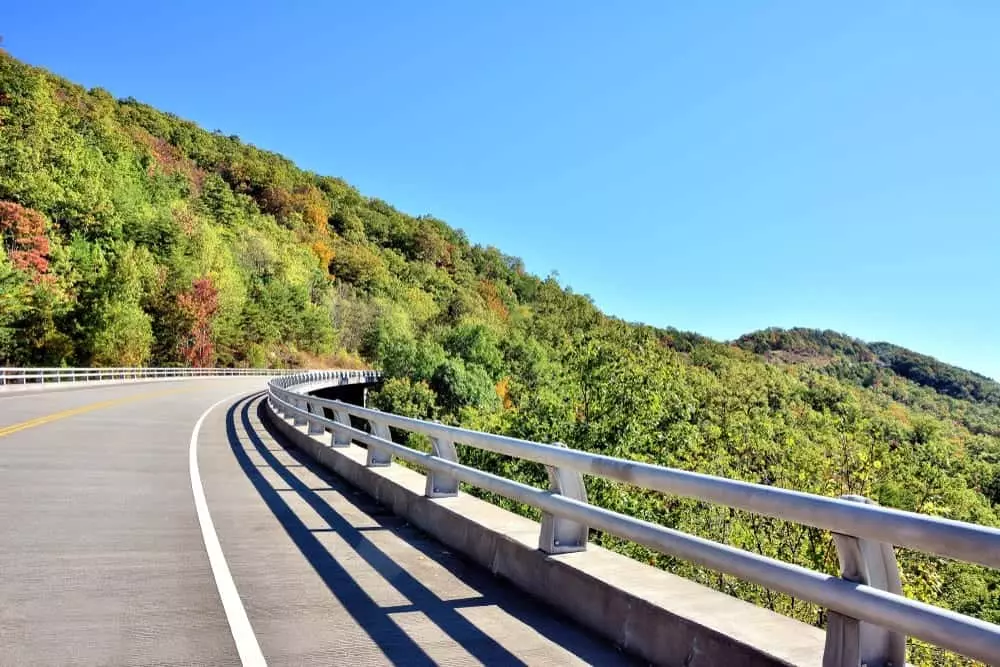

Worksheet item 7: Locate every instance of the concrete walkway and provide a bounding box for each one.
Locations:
[0,381,630,665]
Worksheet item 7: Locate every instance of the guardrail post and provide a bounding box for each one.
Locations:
[823,495,906,667]
[331,408,352,447]
[306,401,325,435]
[539,442,589,554]
[426,437,459,498]
[292,398,308,427]
[366,420,393,467]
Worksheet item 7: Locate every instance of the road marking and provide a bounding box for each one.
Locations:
[0,380,179,401]
[189,392,267,667]
[0,386,194,438]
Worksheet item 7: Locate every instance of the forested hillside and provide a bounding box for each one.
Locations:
[1,52,997,665]
[737,328,1000,441]
[738,327,1000,406]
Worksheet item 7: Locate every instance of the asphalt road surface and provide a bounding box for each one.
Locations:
[0,379,629,666]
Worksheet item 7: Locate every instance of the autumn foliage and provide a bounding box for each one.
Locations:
[478,279,509,321]
[0,201,50,279]
[176,277,219,366]
[297,185,330,235]
[311,240,334,268]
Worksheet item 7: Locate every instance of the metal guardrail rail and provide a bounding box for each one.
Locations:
[0,367,298,386]
[269,372,1000,667]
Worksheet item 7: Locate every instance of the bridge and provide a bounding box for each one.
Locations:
[2,368,998,666]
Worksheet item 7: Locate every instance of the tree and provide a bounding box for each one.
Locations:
[176,276,219,366]
[0,201,50,279]
[90,300,154,366]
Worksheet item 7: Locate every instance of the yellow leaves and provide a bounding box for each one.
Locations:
[495,376,513,410]
[304,202,328,233]
[403,286,439,326]
[888,402,911,425]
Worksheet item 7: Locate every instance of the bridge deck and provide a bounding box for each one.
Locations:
[0,381,630,665]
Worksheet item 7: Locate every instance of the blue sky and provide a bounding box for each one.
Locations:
[5,2,999,378]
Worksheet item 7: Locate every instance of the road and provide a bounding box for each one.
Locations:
[0,379,629,666]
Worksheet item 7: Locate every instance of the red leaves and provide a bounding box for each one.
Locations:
[176,277,219,367]
[129,127,205,193]
[0,201,51,280]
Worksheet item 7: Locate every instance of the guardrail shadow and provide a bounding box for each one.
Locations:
[226,395,628,666]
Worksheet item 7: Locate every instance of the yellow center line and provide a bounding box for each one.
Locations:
[0,386,198,439]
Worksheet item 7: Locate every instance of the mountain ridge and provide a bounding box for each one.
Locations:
[736,327,1000,405]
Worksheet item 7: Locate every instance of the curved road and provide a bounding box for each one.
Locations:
[0,379,628,666]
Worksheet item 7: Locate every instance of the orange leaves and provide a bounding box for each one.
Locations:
[495,376,514,410]
[297,184,330,235]
[260,183,331,239]
[304,202,327,232]
[0,201,51,280]
[478,279,509,321]
[311,240,334,268]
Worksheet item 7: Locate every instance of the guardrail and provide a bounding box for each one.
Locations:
[0,367,299,387]
[268,372,1000,667]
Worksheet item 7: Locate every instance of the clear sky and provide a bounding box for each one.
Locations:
[4,2,999,378]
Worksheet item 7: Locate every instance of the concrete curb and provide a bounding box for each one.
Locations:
[263,398,825,667]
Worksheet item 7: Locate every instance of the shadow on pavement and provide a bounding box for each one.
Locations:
[224,394,632,666]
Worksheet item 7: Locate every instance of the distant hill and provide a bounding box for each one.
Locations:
[736,327,1000,407]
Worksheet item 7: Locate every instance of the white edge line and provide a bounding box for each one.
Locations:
[190,391,268,667]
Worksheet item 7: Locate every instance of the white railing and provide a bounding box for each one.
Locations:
[268,372,1000,667]
[0,366,299,387]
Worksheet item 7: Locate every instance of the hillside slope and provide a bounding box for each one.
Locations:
[737,328,1000,440]
[737,327,1000,406]
[1,52,997,664]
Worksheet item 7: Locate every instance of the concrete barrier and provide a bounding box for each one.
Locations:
[263,400,825,667]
